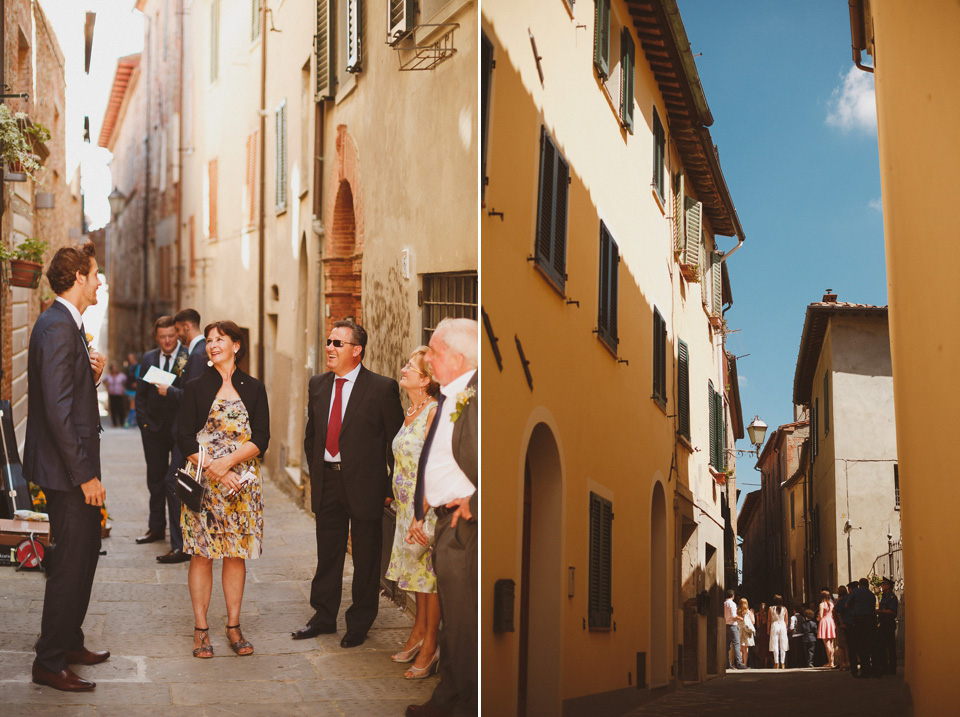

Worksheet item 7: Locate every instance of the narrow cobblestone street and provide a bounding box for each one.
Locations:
[0,426,435,715]
[625,667,911,716]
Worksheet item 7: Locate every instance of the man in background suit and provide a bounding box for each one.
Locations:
[293,320,404,647]
[134,316,188,546]
[406,318,478,717]
[153,308,207,563]
[24,242,108,691]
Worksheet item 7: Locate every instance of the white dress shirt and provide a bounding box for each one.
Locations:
[724,598,738,625]
[424,369,477,507]
[55,296,83,330]
[323,362,362,462]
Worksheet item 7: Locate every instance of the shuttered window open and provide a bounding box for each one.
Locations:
[594,0,610,79]
[346,0,362,73]
[677,340,690,440]
[275,101,287,212]
[316,0,335,100]
[597,222,619,353]
[652,107,665,200]
[682,196,702,269]
[709,381,717,469]
[251,0,261,41]
[652,308,667,408]
[672,172,685,252]
[709,382,725,471]
[534,127,569,292]
[620,28,634,133]
[711,252,723,317]
[388,0,414,44]
[588,492,613,630]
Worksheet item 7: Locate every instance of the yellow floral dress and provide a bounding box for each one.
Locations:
[181,398,263,559]
[384,402,438,593]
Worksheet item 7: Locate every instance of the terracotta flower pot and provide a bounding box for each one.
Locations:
[7,259,43,289]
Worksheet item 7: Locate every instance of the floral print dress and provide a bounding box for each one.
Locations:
[181,398,263,559]
[385,401,438,593]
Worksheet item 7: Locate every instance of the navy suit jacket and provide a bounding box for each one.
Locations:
[23,301,102,492]
[135,344,189,433]
[303,365,404,520]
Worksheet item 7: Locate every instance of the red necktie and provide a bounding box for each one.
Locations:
[325,378,347,457]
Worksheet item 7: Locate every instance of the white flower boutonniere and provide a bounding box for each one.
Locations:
[173,353,189,377]
[450,386,476,424]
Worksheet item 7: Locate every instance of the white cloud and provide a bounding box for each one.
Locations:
[868,198,883,212]
[826,66,877,133]
[738,375,748,388]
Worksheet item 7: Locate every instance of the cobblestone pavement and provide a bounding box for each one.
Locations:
[0,426,435,715]
[626,667,911,717]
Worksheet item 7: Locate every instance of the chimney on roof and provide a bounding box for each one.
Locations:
[822,289,838,303]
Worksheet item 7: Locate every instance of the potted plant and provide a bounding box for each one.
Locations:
[0,104,51,182]
[0,237,49,289]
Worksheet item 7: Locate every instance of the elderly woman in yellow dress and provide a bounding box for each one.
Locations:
[177,321,269,658]
[384,347,441,679]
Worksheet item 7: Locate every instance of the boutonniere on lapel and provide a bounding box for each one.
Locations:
[450,386,476,424]
[85,333,94,350]
[173,353,188,377]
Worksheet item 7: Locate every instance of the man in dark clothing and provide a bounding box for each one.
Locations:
[877,577,899,675]
[846,578,878,678]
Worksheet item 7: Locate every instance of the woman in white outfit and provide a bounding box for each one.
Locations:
[738,598,755,668]
[768,594,790,669]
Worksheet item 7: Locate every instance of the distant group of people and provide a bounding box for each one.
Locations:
[725,577,899,677]
[25,241,479,715]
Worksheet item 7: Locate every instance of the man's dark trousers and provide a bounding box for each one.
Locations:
[141,427,174,534]
[35,487,101,672]
[851,615,876,676]
[308,463,382,633]
[162,445,185,551]
[878,620,897,674]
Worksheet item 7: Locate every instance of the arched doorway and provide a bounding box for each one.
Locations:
[323,180,362,334]
[519,423,562,716]
[650,481,669,686]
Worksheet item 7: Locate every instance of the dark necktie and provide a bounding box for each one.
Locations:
[162,354,171,372]
[79,323,88,349]
[325,378,347,457]
[414,392,446,521]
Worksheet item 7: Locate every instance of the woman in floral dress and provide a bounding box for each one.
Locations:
[176,321,269,658]
[384,347,440,678]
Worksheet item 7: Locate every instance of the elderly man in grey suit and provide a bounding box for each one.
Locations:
[406,318,478,717]
[24,243,108,692]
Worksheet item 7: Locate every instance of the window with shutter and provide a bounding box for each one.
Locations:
[251,0,261,41]
[534,127,569,293]
[620,28,634,133]
[594,0,610,79]
[275,101,287,212]
[677,340,690,440]
[481,33,493,203]
[210,0,220,83]
[652,308,666,408]
[597,222,619,353]
[711,252,723,317]
[823,373,830,435]
[652,107,665,200]
[709,382,725,471]
[682,197,702,270]
[388,0,414,44]
[588,492,613,630]
[894,464,900,510]
[316,0,335,100]
[346,0,362,73]
[672,172,685,252]
[708,381,717,469]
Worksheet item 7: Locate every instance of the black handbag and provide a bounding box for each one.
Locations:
[175,445,207,512]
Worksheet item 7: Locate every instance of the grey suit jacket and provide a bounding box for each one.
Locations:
[23,301,102,492]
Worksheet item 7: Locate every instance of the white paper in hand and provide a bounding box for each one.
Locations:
[143,365,177,387]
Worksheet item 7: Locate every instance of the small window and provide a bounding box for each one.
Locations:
[421,272,478,345]
[534,127,569,292]
[677,340,690,440]
[652,309,666,408]
[387,0,415,44]
[346,0,362,73]
[588,491,613,630]
[597,222,619,353]
[709,382,725,471]
[894,464,900,510]
[593,0,611,79]
[619,28,634,133]
[652,107,665,201]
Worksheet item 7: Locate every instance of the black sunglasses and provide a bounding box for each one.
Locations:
[326,339,359,348]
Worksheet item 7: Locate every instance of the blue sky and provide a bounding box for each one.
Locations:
[678,1,886,494]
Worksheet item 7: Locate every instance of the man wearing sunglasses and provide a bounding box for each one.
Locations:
[294,320,404,648]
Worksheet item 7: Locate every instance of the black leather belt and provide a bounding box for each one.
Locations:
[435,505,453,520]
[324,461,341,471]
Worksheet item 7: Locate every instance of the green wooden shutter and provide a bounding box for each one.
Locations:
[275,102,287,211]
[712,252,723,317]
[678,340,690,439]
[653,309,666,406]
[673,172,685,252]
[598,224,619,351]
[620,28,635,133]
[251,0,261,41]
[652,108,665,199]
[683,197,702,268]
[388,0,414,44]
[719,391,727,470]
[534,128,568,291]
[709,381,717,468]
[594,0,610,79]
[589,492,613,629]
[316,0,335,100]
[346,0,362,73]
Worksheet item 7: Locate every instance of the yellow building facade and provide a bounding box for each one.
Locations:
[481,1,746,712]
[849,0,960,712]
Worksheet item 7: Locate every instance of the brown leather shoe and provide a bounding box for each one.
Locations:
[31,662,95,691]
[135,529,165,544]
[65,647,110,665]
[405,702,451,717]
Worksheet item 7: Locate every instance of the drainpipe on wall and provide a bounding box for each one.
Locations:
[848,0,874,74]
[256,0,266,380]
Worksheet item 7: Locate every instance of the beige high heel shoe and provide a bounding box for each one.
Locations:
[404,647,440,680]
[391,638,424,663]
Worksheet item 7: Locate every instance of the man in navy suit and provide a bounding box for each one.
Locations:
[154,308,207,563]
[293,320,404,647]
[134,316,188,545]
[24,242,108,691]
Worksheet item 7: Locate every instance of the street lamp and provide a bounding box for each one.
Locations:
[746,415,768,454]
[107,186,126,217]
